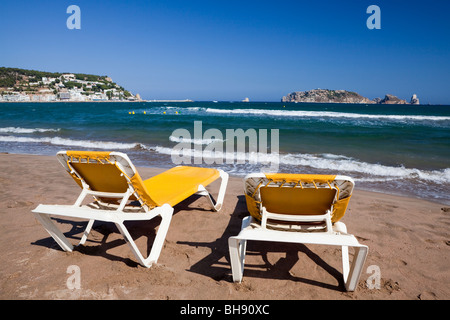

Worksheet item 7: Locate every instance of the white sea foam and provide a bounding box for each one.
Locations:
[152,145,278,164]
[0,127,60,133]
[204,108,450,121]
[169,135,225,145]
[2,133,448,184]
[0,136,138,150]
[277,153,450,183]
[152,145,450,183]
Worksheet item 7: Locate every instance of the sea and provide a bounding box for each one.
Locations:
[1,101,449,205]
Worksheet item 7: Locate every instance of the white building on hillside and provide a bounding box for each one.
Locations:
[59,92,71,100]
[68,89,86,101]
[42,77,56,85]
[62,74,76,81]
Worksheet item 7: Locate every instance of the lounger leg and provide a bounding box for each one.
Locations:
[115,205,173,268]
[146,208,173,265]
[228,216,252,282]
[79,219,95,246]
[334,222,352,289]
[115,221,149,267]
[344,246,368,291]
[228,237,247,282]
[213,170,229,211]
[33,212,74,252]
[197,171,229,212]
[341,245,350,285]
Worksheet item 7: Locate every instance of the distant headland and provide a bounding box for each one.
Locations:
[282,89,420,105]
[0,67,141,102]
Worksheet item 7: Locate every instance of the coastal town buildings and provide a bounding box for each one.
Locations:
[0,70,142,102]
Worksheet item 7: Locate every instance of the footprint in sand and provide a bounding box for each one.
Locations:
[417,291,437,300]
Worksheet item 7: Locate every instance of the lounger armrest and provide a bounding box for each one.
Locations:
[32,203,171,223]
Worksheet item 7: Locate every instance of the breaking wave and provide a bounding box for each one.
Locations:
[204,108,450,121]
[0,127,60,133]
[0,136,140,150]
[151,145,450,184]
[169,135,225,145]
[2,134,449,185]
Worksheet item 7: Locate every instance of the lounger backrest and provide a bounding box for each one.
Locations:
[69,162,129,193]
[260,187,337,215]
[57,151,159,209]
[245,173,354,223]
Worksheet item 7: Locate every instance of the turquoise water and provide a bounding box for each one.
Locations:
[1,101,449,204]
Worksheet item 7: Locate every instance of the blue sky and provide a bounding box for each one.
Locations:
[1,0,449,103]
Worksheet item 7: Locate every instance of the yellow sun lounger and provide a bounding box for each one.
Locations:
[32,150,228,267]
[228,173,368,291]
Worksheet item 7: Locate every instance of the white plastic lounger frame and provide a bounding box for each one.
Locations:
[33,151,174,268]
[195,170,228,212]
[33,201,173,268]
[228,173,368,291]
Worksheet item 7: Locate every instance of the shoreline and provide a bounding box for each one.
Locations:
[1,150,448,207]
[0,152,449,300]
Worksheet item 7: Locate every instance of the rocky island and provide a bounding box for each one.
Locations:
[282,89,420,105]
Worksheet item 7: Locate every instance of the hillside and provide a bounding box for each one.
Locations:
[0,67,140,102]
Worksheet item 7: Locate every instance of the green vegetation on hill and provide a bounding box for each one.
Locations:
[0,67,138,101]
[0,67,110,88]
[0,67,61,84]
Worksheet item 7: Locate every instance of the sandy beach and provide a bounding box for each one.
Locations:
[0,152,448,300]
